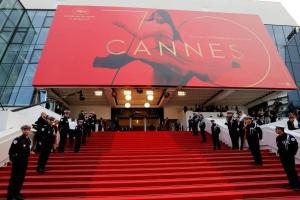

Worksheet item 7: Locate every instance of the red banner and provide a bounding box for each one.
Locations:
[33,5,296,89]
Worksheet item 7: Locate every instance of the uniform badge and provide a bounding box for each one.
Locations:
[13,140,18,144]
[291,138,295,141]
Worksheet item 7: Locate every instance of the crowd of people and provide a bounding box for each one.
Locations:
[5,109,300,200]
[6,109,98,200]
[187,111,300,192]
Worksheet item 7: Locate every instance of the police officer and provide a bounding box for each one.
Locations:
[275,125,300,191]
[211,120,221,150]
[82,113,90,145]
[74,120,84,153]
[7,125,31,200]
[91,112,97,132]
[188,116,193,131]
[244,116,263,165]
[88,112,95,136]
[199,119,206,142]
[37,116,55,173]
[192,113,200,136]
[32,112,48,153]
[58,110,70,153]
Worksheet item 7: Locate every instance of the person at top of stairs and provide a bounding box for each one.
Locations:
[74,120,84,153]
[211,119,221,150]
[199,118,206,143]
[225,111,239,150]
[7,125,31,200]
[192,113,200,136]
[58,110,70,153]
[36,116,55,173]
[276,125,300,191]
[244,116,263,166]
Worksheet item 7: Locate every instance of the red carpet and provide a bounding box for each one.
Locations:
[0,131,299,199]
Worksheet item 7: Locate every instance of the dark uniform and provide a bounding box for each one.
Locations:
[58,115,69,153]
[88,115,95,136]
[211,121,221,150]
[37,119,55,172]
[82,117,90,145]
[237,119,245,150]
[33,116,48,153]
[199,120,206,142]
[7,128,31,200]
[225,116,239,149]
[74,121,84,153]
[244,121,263,165]
[188,117,193,131]
[192,114,200,136]
[91,113,97,132]
[276,130,300,190]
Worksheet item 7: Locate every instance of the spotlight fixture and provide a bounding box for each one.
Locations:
[147,95,154,101]
[124,90,131,95]
[94,90,103,96]
[144,102,150,108]
[177,91,187,96]
[125,94,132,101]
[125,102,131,108]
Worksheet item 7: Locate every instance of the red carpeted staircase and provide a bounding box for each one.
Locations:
[0,131,299,199]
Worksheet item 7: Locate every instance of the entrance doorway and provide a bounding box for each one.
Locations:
[111,108,163,131]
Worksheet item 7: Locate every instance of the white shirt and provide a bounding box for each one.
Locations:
[69,121,77,130]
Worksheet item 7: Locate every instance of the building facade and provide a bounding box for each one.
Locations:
[1,0,300,109]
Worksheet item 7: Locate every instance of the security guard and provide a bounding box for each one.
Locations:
[88,112,95,136]
[211,120,221,150]
[199,119,206,142]
[82,113,90,145]
[244,116,263,165]
[32,112,48,153]
[192,113,200,136]
[74,120,84,153]
[225,112,238,149]
[188,116,193,131]
[58,110,70,153]
[7,125,31,200]
[37,116,55,173]
[275,125,300,191]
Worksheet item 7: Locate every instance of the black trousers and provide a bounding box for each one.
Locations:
[237,131,244,150]
[74,133,82,152]
[229,130,239,149]
[58,132,67,152]
[200,129,206,142]
[192,125,198,135]
[212,134,221,150]
[7,159,28,199]
[91,125,96,133]
[82,130,88,145]
[280,155,300,187]
[37,146,51,171]
[69,130,75,146]
[247,139,263,164]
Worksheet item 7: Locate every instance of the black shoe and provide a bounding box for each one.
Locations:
[281,184,293,189]
[293,187,300,191]
[37,168,45,173]
[15,194,24,200]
